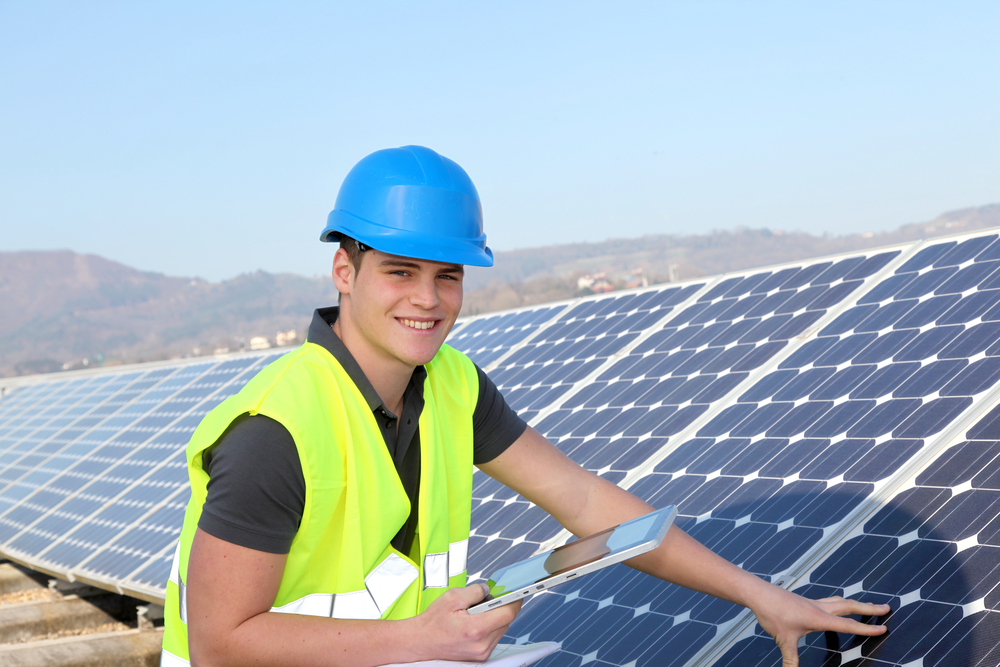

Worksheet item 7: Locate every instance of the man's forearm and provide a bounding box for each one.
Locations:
[191,613,419,667]
[549,469,770,607]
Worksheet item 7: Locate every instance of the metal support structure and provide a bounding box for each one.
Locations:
[137,603,164,631]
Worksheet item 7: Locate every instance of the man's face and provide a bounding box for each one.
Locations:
[334,248,464,369]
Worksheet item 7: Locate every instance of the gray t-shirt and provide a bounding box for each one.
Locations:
[199,307,527,555]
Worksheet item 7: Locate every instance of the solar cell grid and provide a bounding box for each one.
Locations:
[0,377,78,410]
[464,250,904,631]
[447,304,569,369]
[585,232,1000,666]
[0,381,83,445]
[495,241,1000,667]
[455,282,706,581]
[0,364,207,558]
[710,397,1000,667]
[483,284,702,424]
[0,384,35,424]
[8,355,268,579]
[0,371,157,517]
[118,499,189,596]
[532,250,900,482]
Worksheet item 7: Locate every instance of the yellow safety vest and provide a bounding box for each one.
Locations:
[161,342,478,666]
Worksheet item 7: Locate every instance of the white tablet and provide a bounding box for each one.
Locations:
[467,506,677,615]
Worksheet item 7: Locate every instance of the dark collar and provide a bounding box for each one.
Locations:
[307,307,427,417]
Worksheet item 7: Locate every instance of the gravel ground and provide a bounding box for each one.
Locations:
[4,621,132,645]
[0,579,139,645]
[0,588,54,605]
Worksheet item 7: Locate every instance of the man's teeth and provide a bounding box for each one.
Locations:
[401,319,435,330]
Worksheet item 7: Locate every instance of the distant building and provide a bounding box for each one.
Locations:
[249,336,271,350]
[623,268,649,290]
[578,272,614,293]
[275,329,298,346]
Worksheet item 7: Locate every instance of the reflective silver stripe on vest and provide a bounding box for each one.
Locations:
[168,542,181,587]
[168,542,188,625]
[366,553,418,614]
[270,553,418,620]
[178,582,188,625]
[160,648,190,667]
[448,539,468,578]
[272,593,335,617]
[424,552,449,589]
[332,589,380,619]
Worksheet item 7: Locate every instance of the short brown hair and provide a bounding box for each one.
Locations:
[339,236,365,273]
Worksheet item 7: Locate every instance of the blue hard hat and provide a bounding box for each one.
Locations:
[320,146,494,267]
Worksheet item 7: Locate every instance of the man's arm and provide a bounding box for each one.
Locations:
[186,529,519,667]
[477,427,890,667]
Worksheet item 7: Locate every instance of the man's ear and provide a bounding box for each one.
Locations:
[332,247,355,295]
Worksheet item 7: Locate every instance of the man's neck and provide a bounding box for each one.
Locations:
[331,315,412,416]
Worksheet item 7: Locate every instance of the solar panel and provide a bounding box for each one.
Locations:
[448,303,571,373]
[500,232,1000,667]
[710,396,1000,666]
[1,230,1000,666]
[451,282,708,580]
[458,249,903,592]
[0,352,280,598]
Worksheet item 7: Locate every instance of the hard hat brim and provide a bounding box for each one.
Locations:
[321,210,494,267]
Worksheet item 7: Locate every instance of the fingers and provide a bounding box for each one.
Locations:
[824,615,888,637]
[471,600,518,660]
[776,637,799,667]
[816,596,891,619]
[797,597,888,638]
[447,583,491,610]
[476,597,520,628]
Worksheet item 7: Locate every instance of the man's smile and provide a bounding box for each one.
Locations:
[399,318,438,331]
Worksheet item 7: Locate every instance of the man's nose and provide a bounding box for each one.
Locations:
[410,276,441,308]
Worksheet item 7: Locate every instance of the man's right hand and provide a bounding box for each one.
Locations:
[406,584,522,662]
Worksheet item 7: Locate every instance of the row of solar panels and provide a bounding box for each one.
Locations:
[2,228,1000,666]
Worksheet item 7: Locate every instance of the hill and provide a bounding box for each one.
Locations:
[0,252,338,376]
[461,204,1000,313]
[2,204,998,377]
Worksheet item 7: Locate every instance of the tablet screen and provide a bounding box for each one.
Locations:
[486,511,665,597]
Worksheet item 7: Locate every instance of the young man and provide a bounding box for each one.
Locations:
[162,146,889,667]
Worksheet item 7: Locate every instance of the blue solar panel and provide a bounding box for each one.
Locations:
[448,303,570,369]
[31,358,261,572]
[456,282,708,581]
[711,398,1000,666]
[495,236,1000,667]
[580,234,1000,667]
[470,284,704,427]
[462,251,898,598]
[533,251,900,478]
[0,351,281,598]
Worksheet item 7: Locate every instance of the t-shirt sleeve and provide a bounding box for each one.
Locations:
[199,413,306,554]
[472,365,528,465]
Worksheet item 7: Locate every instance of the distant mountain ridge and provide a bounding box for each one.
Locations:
[2,204,998,377]
[462,204,1000,311]
[0,252,338,376]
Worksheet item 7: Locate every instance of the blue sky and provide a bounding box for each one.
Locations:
[2,1,998,281]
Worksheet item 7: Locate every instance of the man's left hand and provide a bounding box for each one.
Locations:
[751,586,890,667]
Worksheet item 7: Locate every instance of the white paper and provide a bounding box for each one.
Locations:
[380,641,561,667]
